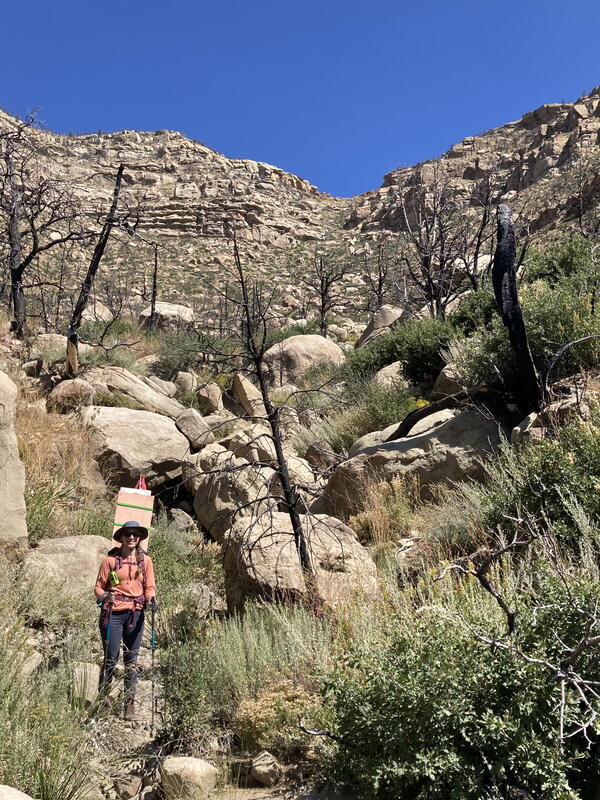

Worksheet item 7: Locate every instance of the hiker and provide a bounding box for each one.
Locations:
[95,520,157,721]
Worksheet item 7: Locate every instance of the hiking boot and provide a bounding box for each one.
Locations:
[123,699,140,722]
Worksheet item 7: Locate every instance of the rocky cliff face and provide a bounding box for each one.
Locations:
[1,87,600,266]
[344,88,600,234]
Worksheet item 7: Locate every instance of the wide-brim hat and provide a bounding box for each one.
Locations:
[114,520,149,542]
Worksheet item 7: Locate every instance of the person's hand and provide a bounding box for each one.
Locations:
[148,597,158,611]
[97,591,113,605]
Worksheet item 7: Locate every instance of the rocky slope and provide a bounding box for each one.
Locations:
[2,86,600,264]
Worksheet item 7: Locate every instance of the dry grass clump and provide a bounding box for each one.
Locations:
[15,387,113,543]
[348,475,420,546]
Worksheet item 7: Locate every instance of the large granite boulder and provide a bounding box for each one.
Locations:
[83,366,184,419]
[0,372,27,548]
[348,409,457,457]
[81,406,190,487]
[314,408,503,519]
[192,443,275,542]
[262,334,345,387]
[356,305,404,348]
[223,512,378,612]
[139,302,194,329]
[195,382,223,414]
[24,535,110,594]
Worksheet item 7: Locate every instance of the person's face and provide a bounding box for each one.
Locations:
[123,532,140,546]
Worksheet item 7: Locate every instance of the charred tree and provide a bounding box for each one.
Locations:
[66,163,125,376]
[492,204,542,413]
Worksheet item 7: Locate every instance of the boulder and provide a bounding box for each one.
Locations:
[220,424,275,463]
[139,302,194,329]
[24,535,110,594]
[373,360,408,388]
[348,410,457,458]
[72,661,101,706]
[82,406,190,487]
[263,334,345,387]
[174,371,198,394]
[81,300,113,323]
[175,409,215,452]
[83,367,184,419]
[305,440,339,471]
[31,333,91,361]
[223,512,378,612]
[195,382,223,414]
[143,375,178,398]
[192,443,275,542]
[231,374,266,417]
[46,378,95,413]
[430,363,463,400]
[0,372,27,548]
[0,787,36,800]
[251,751,280,788]
[316,408,503,519]
[160,756,218,799]
[356,305,404,348]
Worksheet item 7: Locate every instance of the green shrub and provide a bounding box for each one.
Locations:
[0,570,93,799]
[454,280,600,388]
[294,381,424,454]
[342,318,457,384]
[323,550,600,799]
[93,389,137,408]
[449,289,497,334]
[154,330,203,379]
[478,419,600,543]
[160,603,333,753]
[525,235,593,285]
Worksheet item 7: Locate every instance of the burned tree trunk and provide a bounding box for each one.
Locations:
[66,164,124,376]
[492,204,541,413]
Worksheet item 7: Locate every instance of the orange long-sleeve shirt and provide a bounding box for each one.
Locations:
[95,553,156,612]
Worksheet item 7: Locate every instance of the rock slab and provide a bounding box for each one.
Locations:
[0,372,27,548]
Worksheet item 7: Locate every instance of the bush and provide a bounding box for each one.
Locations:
[478,418,600,543]
[342,318,457,384]
[449,289,497,334]
[454,279,600,388]
[93,389,137,408]
[160,603,334,753]
[154,329,204,379]
[323,548,600,798]
[0,569,93,799]
[293,381,424,454]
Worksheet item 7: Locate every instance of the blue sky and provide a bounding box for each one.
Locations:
[1,0,598,197]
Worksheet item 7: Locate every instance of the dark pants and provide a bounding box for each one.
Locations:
[99,609,144,700]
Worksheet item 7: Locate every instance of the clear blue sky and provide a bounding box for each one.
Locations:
[1,0,598,197]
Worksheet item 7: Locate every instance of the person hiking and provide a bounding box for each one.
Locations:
[95,520,157,721]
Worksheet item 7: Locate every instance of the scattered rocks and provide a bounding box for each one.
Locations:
[46,377,95,413]
[195,382,223,414]
[231,374,266,418]
[175,408,215,452]
[83,367,184,419]
[430,363,463,400]
[356,305,404,348]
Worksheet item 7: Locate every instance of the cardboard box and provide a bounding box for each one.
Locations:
[112,487,154,551]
